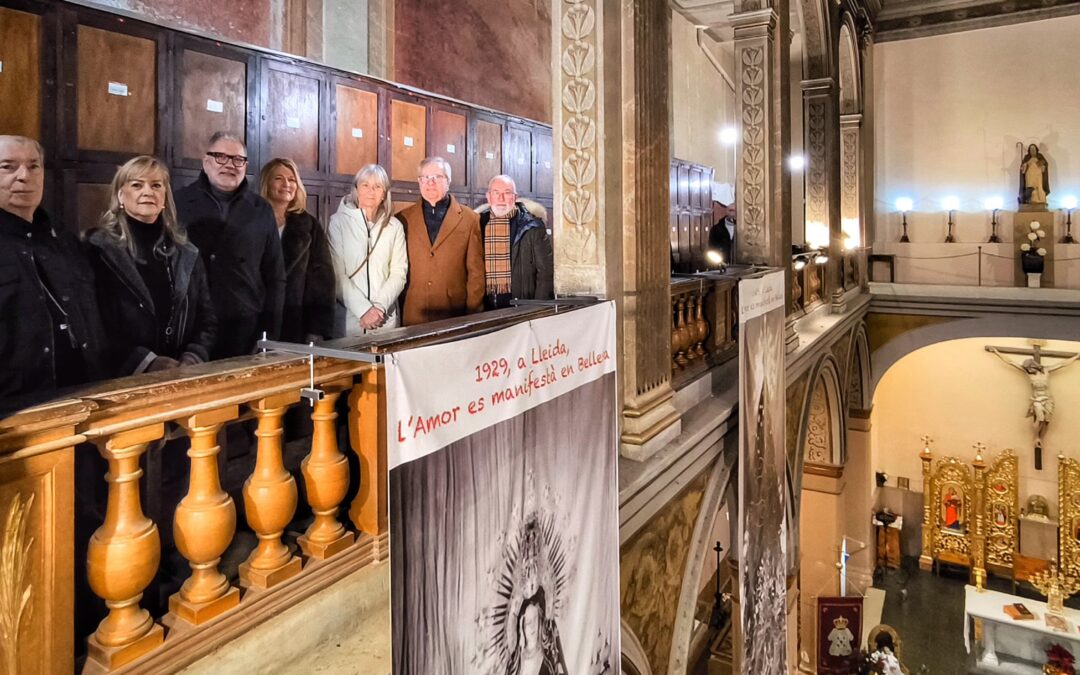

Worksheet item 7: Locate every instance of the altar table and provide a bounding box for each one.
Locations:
[964,585,1080,671]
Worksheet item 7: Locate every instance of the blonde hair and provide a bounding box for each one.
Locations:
[259,158,308,214]
[94,156,185,256]
[349,164,393,229]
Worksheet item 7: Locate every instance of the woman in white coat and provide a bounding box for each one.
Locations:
[328,164,408,336]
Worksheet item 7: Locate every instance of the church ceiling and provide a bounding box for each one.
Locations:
[874,0,1080,41]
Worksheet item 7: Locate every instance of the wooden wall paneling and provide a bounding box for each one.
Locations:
[389,95,426,185]
[331,77,380,179]
[174,37,254,170]
[533,128,553,197]
[504,122,532,194]
[74,22,158,156]
[62,165,117,234]
[430,105,468,190]
[261,60,323,178]
[678,211,691,272]
[670,162,679,267]
[473,115,503,194]
[0,7,43,139]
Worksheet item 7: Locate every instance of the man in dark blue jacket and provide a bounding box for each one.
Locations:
[0,135,108,407]
[176,132,285,359]
[476,175,554,310]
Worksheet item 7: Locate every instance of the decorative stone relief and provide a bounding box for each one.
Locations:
[806,100,828,230]
[800,0,828,79]
[841,125,860,224]
[804,381,832,464]
[739,46,767,252]
[559,0,600,266]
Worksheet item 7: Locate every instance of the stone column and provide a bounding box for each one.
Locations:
[732,1,795,349]
[840,113,862,300]
[802,78,842,308]
[858,28,875,290]
[553,0,680,460]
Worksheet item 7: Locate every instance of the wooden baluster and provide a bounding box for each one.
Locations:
[685,292,700,361]
[791,266,803,314]
[349,369,389,559]
[694,292,710,356]
[674,297,690,367]
[240,392,303,590]
[300,378,355,560]
[85,425,165,672]
[670,296,681,371]
[169,406,240,626]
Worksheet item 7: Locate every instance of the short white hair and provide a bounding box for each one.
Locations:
[419,156,452,183]
[487,174,517,194]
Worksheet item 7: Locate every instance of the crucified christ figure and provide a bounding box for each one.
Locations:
[987,345,1080,469]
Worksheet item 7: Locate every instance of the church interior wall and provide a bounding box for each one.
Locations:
[870,337,1080,519]
[81,0,275,48]
[393,0,552,123]
[872,15,1080,248]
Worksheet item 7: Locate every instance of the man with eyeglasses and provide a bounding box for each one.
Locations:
[175,131,285,358]
[0,135,108,406]
[398,156,484,325]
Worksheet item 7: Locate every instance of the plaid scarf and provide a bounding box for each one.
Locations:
[484,209,514,296]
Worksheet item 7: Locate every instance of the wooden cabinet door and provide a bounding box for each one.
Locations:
[0,7,42,139]
[390,98,426,184]
[505,124,532,194]
[533,129,553,198]
[177,47,250,167]
[76,25,157,155]
[333,81,379,178]
[262,62,322,176]
[474,117,503,192]
[431,108,467,189]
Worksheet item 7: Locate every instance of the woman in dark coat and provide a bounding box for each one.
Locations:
[84,155,216,375]
[259,157,335,343]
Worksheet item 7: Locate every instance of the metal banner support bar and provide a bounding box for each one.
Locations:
[257,337,384,364]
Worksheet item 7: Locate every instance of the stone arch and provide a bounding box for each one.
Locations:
[622,620,653,675]
[838,18,861,115]
[847,324,871,412]
[797,0,834,80]
[667,454,737,674]
[869,315,1080,401]
[801,358,846,466]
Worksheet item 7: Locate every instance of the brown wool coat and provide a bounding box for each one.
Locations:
[398,195,485,326]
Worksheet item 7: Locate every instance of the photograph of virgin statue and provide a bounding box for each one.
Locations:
[389,373,619,675]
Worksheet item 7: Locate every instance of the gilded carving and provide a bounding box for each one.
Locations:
[739,46,767,252]
[804,380,831,464]
[1058,456,1080,580]
[621,472,708,674]
[0,493,34,674]
[559,0,600,265]
[982,450,1018,570]
[926,457,975,564]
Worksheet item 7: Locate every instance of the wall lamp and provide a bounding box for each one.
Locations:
[793,250,828,271]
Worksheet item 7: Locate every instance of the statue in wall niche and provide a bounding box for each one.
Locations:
[1018,143,1051,208]
[986,344,1080,470]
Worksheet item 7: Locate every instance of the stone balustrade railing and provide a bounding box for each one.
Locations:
[791,257,825,316]
[0,306,548,674]
[670,275,738,389]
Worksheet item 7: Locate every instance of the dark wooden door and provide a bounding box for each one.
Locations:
[261,61,323,179]
[331,80,380,180]
[505,123,532,195]
[75,24,157,155]
[474,116,503,194]
[431,107,467,190]
[175,41,254,170]
[0,7,42,139]
[389,96,426,186]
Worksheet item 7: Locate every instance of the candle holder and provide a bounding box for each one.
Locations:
[1064,207,1075,244]
[988,209,1002,243]
[945,210,957,243]
[900,210,910,243]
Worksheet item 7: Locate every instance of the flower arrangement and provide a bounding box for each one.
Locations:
[1045,643,1076,675]
[1021,220,1049,258]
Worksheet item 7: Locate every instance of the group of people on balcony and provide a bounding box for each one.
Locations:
[0,132,554,407]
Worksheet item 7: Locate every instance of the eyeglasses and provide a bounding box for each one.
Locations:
[206,152,248,167]
[418,174,447,184]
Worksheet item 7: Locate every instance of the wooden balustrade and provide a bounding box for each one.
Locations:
[790,258,826,317]
[670,276,738,389]
[0,305,552,673]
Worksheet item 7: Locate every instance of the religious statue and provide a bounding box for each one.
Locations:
[1018,143,1051,207]
[987,344,1080,469]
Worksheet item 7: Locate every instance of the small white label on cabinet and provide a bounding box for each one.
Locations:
[107,82,129,97]
[352,128,363,139]
[446,144,456,154]
[0,62,4,74]
[485,151,495,160]
[403,136,414,147]
[286,116,301,129]
[206,99,224,113]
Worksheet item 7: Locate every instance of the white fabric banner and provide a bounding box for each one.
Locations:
[738,269,786,321]
[386,301,617,468]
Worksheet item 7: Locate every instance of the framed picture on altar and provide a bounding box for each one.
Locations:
[817,596,863,674]
[940,482,965,533]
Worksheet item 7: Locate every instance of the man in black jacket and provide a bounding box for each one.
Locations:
[477,175,554,310]
[176,132,285,359]
[0,135,109,406]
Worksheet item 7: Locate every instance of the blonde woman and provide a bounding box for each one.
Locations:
[259,157,335,343]
[327,164,408,335]
[84,156,216,374]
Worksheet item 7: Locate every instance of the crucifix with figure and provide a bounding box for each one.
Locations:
[986,342,1080,470]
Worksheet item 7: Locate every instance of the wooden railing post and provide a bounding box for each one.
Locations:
[170,406,240,626]
[85,424,165,671]
[299,378,355,560]
[241,392,303,590]
[349,368,388,545]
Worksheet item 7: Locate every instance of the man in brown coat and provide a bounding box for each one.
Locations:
[398,156,485,325]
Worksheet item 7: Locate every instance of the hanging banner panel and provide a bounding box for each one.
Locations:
[737,270,788,673]
[388,302,620,675]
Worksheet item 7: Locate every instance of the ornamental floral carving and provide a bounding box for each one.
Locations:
[806,101,828,229]
[841,127,860,222]
[739,47,767,251]
[560,0,600,265]
[804,381,832,464]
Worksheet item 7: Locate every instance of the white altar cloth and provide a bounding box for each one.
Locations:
[964,585,1080,671]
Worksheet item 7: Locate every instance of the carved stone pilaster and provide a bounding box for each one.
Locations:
[801,77,841,297]
[840,114,863,295]
[553,0,679,460]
